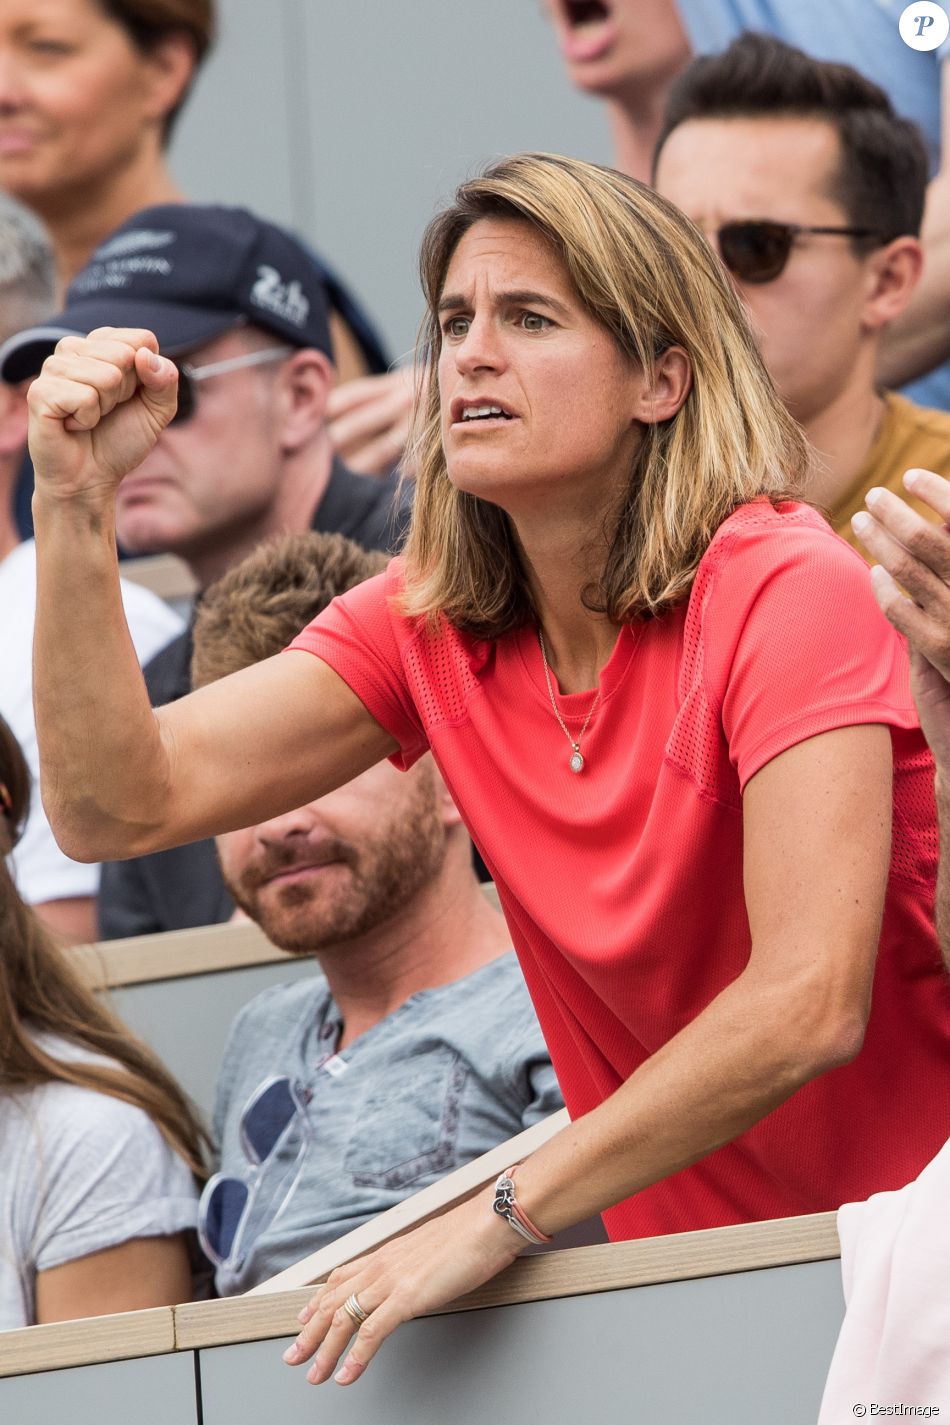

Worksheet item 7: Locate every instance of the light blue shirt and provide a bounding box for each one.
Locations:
[676,0,950,408]
[211,953,564,1293]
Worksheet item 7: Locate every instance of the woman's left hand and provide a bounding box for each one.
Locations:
[282,1190,523,1386]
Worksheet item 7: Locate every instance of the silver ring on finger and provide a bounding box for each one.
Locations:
[343,1292,370,1328]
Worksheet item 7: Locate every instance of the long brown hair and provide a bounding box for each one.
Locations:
[401,151,810,638]
[0,716,208,1178]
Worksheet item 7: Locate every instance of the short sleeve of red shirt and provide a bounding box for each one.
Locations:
[286,560,429,770]
[697,503,918,790]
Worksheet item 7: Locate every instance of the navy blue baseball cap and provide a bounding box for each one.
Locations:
[0,204,334,383]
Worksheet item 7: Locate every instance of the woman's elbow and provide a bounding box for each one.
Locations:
[794,990,870,1076]
[48,800,161,864]
[768,973,871,1079]
[812,1011,868,1072]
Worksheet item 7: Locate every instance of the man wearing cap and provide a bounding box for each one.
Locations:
[1,204,408,938]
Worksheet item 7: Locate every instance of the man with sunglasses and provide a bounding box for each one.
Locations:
[187,531,563,1292]
[0,204,408,939]
[653,34,950,547]
[546,0,950,413]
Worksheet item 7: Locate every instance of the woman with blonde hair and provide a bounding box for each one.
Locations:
[25,152,950,1383]
[0,714,206,1327]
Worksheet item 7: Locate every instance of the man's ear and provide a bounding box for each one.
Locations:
[861,236,924,332]
[630,346,693,425]
[276,349,336,455]
[0,384,29,457]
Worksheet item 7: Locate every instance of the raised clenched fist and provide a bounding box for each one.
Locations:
[28,327,180,507]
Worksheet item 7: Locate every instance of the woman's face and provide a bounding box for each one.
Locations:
[437,217,648,519]
[0,0,181,206]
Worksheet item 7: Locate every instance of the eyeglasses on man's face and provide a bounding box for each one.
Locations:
[713,220,885,285]
[169,345,293,427]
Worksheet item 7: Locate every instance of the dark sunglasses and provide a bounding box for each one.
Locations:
[715,220,885,284]
[169,345,293,427]
[198,1074,312,1270]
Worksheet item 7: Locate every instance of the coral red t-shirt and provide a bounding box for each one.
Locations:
[288,501,950,1239]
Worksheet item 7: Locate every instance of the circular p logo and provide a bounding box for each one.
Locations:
[900,2,950,49]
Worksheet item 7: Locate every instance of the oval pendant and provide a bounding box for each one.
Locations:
[569,750,584,773]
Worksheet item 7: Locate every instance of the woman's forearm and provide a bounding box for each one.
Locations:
[27,328,185,860]
[32,490,172,861]
[513,960,858,1236]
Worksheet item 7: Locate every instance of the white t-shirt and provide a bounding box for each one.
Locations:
[0,539,183,904]
[0,1032,199,1329]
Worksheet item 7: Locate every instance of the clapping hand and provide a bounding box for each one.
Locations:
[853,470,950,773]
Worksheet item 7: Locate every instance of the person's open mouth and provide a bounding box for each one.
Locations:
[554,0,619,63]
[450,396,519,430]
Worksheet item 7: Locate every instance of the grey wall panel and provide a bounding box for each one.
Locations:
[198,1258,844,1425]
[109,960,316,1125]
[170,0,300,228]
[300,0,613,359]
[170,0,612,358]
[0,1350,196,1425]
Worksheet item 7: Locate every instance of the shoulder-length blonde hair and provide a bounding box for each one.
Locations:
[400,151,809,637]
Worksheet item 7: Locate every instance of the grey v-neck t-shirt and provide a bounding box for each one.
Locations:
[211,952,563,1293]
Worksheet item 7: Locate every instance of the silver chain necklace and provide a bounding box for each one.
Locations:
[538,629,602,774]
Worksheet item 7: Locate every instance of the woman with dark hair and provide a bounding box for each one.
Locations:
[0,0,388,540]
[0,0,385,371]
[0,0,210,293]
[0,713,207,1327]
[25,152,950,1384]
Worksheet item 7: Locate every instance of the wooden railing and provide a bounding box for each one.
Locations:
[0,1206,840,1377]
[73,883,502,990]
[72,918,295,990]
[119,552,197,603]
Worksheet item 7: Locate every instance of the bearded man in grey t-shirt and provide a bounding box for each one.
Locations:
[190,531,563,1294]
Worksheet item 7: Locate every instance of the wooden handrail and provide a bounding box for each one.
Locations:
[120,552,197,602]
[70,919,294,990]
[0,1210,839,1377]
[173,1210,840,1352]
[70,885,503,990]
[0,1305,176,1378]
